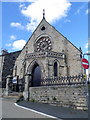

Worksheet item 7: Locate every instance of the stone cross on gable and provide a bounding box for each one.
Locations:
[43,9,45,19]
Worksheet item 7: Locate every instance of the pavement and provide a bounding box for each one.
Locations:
[1,98,52,119]
[17,101,88,120]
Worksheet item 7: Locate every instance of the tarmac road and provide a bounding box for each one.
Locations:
[1,98,57,119]
[0,97,88,120]
[18,101,88,120]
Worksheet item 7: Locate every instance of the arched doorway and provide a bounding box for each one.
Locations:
[31,64,41,87]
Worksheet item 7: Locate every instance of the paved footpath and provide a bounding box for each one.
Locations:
[18,101,88,120]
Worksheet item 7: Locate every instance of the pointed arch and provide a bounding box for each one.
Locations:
[31,64,41,86]
[26,60,45,87]
[27,59,44,79]
[54,62,58,77]
[53,59,60,77]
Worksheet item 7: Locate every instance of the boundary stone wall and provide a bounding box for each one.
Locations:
[29,85,88,110]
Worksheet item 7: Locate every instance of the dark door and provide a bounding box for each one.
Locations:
[32,65,41,87]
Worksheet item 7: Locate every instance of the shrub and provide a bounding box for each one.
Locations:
[19,95,24,101]
[16,95,24,103]
[31,98,35,102]
[47,97,49,101]
[53,97,57,101]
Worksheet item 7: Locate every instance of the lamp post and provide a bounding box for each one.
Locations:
[82,53,90,120]
[88,74,90,120]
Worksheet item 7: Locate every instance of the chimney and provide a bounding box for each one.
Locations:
[1,49,8,55]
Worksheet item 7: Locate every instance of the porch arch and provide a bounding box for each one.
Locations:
[26,60,45,87]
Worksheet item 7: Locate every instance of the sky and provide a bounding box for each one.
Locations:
[1,0,88,56]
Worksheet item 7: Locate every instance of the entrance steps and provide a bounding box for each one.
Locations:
[3,92,23,102]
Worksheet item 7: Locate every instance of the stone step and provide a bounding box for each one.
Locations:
[3,95,19,100]
[3,92,23,101]
[8,92,20,96]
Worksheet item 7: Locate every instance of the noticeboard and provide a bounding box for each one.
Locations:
[12,76,17,84]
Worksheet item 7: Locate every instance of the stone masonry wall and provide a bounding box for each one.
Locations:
[0,55,4,83]
[0,51,21,88]
[29,85,88,110]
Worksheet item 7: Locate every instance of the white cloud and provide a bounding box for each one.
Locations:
[10,22,24,29]
[6,43,12,47]
[86,9,88,14]
[86,50,90,54]
[20,0,71,32]
[12,40,26,50]
[1,0,89,2]
[19,3,27,9]
[85,37,90,48]
[6,39,26,50]
[10,35,16,40]
[64,19,71,23]
[75,8,81,14]
[1,0,37,2]
[18,0,37,2]
[26,20,38,32]
[75,3,87,15]
[85,43,88,49]
[19,4,25,8]
[85,42,90,49]
[86,9,90,14]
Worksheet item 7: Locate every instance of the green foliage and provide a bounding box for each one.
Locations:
[31,98,35,102]
[47,97,49,101]
[16,94,24,103]
[88,84,90,89]
[19,95,24,100]
[53,97,57,101]
[16,99,20,103]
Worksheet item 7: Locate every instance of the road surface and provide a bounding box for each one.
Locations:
[1,98,57,119]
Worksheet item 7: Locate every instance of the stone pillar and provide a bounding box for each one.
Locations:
[23,74,29,100]
[5,75,11,96]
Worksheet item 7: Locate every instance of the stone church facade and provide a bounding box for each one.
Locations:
[0,17,84,92]
[0,16,88,110]
[13,18,83,86]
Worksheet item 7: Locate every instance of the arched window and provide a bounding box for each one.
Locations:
[15,66,17,76]
[54,62,58,77]
[23,63,26,75]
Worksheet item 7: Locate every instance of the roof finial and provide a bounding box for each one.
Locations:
[43,9,45,19]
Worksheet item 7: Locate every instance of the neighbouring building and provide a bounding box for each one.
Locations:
[0,50,21,88]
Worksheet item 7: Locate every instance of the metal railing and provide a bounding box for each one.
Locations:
[41,75,86,86]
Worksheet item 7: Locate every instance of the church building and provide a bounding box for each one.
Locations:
[0,12,84,93]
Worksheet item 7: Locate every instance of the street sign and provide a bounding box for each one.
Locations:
[12,76,17,84]
[82,58,89,69]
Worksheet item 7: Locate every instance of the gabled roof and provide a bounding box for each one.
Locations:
[21,18,45,51]
[21,18,81,53]
[1,18,81,57]
[43,19,81,52]
[0,50,21,57]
